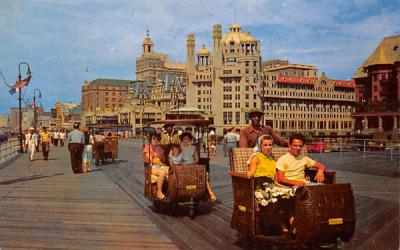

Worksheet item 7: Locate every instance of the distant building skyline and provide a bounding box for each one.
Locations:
[1,1,399,114]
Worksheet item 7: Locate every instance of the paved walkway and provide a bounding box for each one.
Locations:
[0,145,177,249]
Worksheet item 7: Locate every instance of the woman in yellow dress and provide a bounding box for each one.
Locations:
[247,135,294,236]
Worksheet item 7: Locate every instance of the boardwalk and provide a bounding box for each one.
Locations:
[0,139,399,249]
[0,145,177,249]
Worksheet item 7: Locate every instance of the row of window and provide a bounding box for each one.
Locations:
[265,104,353,112]
[273,112,352,119]
[198,97,211,102]
[222,94,257,100]
[198,90,211,95]
[221,102,257,109]
[195,82,212,87]
[277,120,352,130]
[195,74,211,80]
[197,105,211,110]
[265,89,354,100]
[223,86,242,92]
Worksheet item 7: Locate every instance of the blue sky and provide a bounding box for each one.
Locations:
[1,0,399,114]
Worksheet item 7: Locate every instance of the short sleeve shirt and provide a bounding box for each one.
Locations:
[253,152,276,179]
[276,153,316,182]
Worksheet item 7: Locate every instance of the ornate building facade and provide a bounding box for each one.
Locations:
[262,60,355,136]
[352,35,400,139]
[136,32,187,87]
[186,23,355,136]
[186,24,262,135]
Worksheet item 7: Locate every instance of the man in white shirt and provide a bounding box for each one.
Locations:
[26,127,38,161]
[276,133,325,186]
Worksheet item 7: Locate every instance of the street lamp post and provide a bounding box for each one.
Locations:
[17,62,31,153]
[33,88,42,130]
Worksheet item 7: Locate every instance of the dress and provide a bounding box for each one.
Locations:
[180,144,196,164]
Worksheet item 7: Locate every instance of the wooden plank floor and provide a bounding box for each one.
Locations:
[1,140,398,250]
[99,139,399,250]
[0,145,178,249]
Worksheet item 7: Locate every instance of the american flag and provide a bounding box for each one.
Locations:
[9,74,31,95]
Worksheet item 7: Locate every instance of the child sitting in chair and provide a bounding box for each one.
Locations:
[168,144,183,167]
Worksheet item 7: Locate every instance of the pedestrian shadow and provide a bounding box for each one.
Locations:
[0,173,64,185]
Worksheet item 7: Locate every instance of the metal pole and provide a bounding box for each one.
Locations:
[16,62,31,153]
[33,94,37,129]
[18,86,23,153]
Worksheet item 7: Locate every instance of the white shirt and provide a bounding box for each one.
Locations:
[26,133,37,146]
[276,153,316,182]
[225,132,239,143]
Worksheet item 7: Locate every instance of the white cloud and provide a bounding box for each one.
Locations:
[0,0,399,113]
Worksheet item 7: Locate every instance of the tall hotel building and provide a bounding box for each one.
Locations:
[186,24,262,134]
[262,60,355,136]
[186,24,355,136]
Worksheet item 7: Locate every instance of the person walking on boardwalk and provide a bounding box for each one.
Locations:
[53,130,59,147]
[59,130,66,147]
[94,131,107,166]
[40,127,51,160]
[35,128,41,152]
[27,127,38,161]
[67,123,85,174]
[82,127,94,173]
[239,108,288,148]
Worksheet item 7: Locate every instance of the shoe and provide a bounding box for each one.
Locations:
[209,192,217,202]
[156,193,166,201]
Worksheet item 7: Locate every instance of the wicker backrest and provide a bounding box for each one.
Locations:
[231,147,308,174]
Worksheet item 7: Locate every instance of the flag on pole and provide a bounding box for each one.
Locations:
[9,74,31,95]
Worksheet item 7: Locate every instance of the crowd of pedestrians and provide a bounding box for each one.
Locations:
[23,127,67,161]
